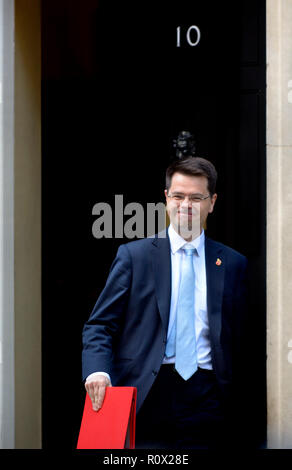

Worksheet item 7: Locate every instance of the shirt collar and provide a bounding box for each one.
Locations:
[168,223,205,257]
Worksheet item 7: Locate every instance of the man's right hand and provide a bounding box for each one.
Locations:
[85,374,112,411]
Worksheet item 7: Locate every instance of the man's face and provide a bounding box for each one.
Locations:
[165,172,217,240]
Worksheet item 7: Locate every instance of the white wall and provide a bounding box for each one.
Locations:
[267,0,292,449]
[0,0,42,449]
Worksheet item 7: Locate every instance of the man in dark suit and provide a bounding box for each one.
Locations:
[82,156,248,449]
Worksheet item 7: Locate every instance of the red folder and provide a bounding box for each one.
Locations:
[77,387,137,449]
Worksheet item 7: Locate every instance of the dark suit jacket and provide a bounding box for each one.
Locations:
[82,230,248,413]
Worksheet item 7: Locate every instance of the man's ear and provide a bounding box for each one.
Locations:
[208,193,217,213]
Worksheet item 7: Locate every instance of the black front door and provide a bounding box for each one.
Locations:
[41,0,266,449]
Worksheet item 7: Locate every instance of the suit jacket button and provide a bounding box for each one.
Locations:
[152,370,157,376]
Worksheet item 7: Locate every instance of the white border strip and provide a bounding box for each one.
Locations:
[0,0,15,449]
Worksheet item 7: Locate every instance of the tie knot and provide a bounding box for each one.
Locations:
[183,246,196,256]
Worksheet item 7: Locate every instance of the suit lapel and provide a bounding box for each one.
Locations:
[205,237,225,349]
[150,232,225,344]
[151,230,171,334]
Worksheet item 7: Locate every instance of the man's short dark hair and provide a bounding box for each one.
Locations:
[165,156,218,196]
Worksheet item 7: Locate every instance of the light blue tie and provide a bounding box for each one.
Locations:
[165,246,198,380]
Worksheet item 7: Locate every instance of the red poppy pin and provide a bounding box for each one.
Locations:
[216,258,222,266]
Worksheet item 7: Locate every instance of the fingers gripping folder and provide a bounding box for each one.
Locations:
[77,387,137,449]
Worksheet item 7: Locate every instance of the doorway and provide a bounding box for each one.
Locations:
[41,0,266,449]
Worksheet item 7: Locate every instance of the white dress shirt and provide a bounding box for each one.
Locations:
[163,224,212,370]
[86,224,212,384]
